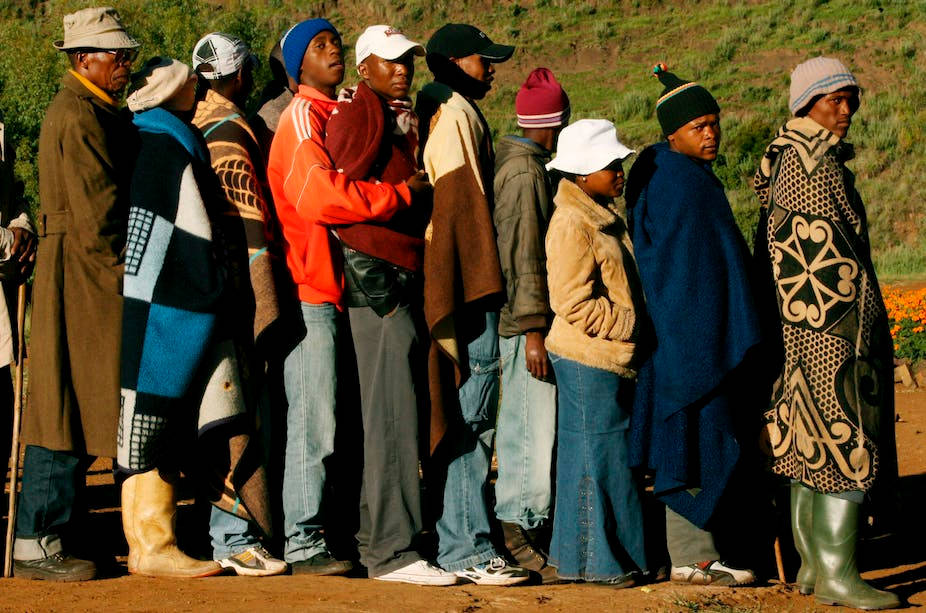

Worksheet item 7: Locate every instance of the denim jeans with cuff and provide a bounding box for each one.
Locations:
[14,445,91,560]
[435,310,502,572]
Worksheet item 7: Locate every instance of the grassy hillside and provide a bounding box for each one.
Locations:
[1,0,923,277]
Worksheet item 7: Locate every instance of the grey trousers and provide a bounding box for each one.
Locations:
[349,304,425,576]
[665,507,719,567]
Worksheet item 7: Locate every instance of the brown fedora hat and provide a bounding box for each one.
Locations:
[53,6,139,51]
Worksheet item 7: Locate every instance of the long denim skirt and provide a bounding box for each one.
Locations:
[548,353,647,581]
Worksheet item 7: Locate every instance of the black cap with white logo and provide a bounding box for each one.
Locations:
[426,24,514,62]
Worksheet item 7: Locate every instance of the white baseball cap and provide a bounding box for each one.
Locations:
[547,119,635,175]
[192,32,257,79]
[355,25,425,66]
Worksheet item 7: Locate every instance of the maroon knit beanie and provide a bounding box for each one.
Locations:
[515,67,570,128]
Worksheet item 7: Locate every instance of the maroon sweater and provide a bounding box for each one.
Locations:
[325,82,429,271]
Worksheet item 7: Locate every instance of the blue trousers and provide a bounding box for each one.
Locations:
[494,334,556,529]
[435,311,502,572]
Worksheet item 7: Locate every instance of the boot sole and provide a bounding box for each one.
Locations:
[815,596,901,611]
[129,566,224,578]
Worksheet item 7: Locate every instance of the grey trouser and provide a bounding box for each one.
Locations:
[348,304,425,576]
[666,506,719,567]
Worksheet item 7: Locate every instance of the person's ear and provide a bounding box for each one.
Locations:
[357,61,369,80]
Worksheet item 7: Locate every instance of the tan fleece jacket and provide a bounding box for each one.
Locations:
[545,178,642,376]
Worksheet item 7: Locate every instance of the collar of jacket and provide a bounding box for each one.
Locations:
[503,134,551,157]
[65,70,117,107]
[132,107,208,163]
[296,84,338,110]
[420,82,485,126]
[554,177,619,230]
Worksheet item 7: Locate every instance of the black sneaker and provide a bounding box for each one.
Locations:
[453,556,531,586]
[13,553,97,582]
[290,552,353,576]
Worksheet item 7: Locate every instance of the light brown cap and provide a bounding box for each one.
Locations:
[126,57,193,112]
[54,7,139,51]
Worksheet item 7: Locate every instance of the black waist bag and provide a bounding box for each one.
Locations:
[341,244,420,317]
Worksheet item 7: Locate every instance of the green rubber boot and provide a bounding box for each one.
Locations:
[790,482,816,595]
[812,493,900,610]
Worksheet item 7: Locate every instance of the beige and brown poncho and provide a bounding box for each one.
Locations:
[755,116,896,494]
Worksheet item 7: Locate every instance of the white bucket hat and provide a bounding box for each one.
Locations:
[192,32,258,80]
[355,25,425,66]
[546,119,635,175]
[54,7,139,51]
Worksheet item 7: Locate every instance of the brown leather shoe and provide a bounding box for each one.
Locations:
[501,521,560,584]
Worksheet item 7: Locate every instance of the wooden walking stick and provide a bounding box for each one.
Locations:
[4,284,27,578]
[773,536,787,584]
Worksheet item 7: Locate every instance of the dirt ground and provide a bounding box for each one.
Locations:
[0,385,924,612]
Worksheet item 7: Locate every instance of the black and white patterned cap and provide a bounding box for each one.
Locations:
[192,32,257,79]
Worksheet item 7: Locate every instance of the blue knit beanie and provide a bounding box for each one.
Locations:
[280,18,339,81]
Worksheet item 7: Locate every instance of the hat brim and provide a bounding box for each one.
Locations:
[546,144,636,174]
[478,43,514,62]
[363,41,426,65]
[382,42,426,61]
[54,31,140,51]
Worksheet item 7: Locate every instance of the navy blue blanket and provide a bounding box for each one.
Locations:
[625,142,762,528]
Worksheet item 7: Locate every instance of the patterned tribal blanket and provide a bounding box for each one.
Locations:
[754,117,896,494]
[192,89,282,351]
[119,108,271,536]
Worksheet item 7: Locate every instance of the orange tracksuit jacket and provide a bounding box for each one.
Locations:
[267,85,411,306]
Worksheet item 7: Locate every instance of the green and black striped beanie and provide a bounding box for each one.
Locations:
[652,63,720,136]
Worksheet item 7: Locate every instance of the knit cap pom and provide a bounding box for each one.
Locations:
[651,65,720,136]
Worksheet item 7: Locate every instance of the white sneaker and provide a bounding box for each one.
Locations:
[670,560,756,586]
[454,556,531,586]
[217,545,288,577]
[374,560,460,586]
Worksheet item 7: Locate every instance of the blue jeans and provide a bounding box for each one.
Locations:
[210,506,261,559]
[13,445,91,560]
[436,310,501,572]
[548,353,647,581]
[494,334,556,529]
[281,302,339,562]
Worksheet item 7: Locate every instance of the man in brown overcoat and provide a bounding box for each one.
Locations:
[13,7,139,581]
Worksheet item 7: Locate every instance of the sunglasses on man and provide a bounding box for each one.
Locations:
[74,48,139,64]
[103,48,139,64]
